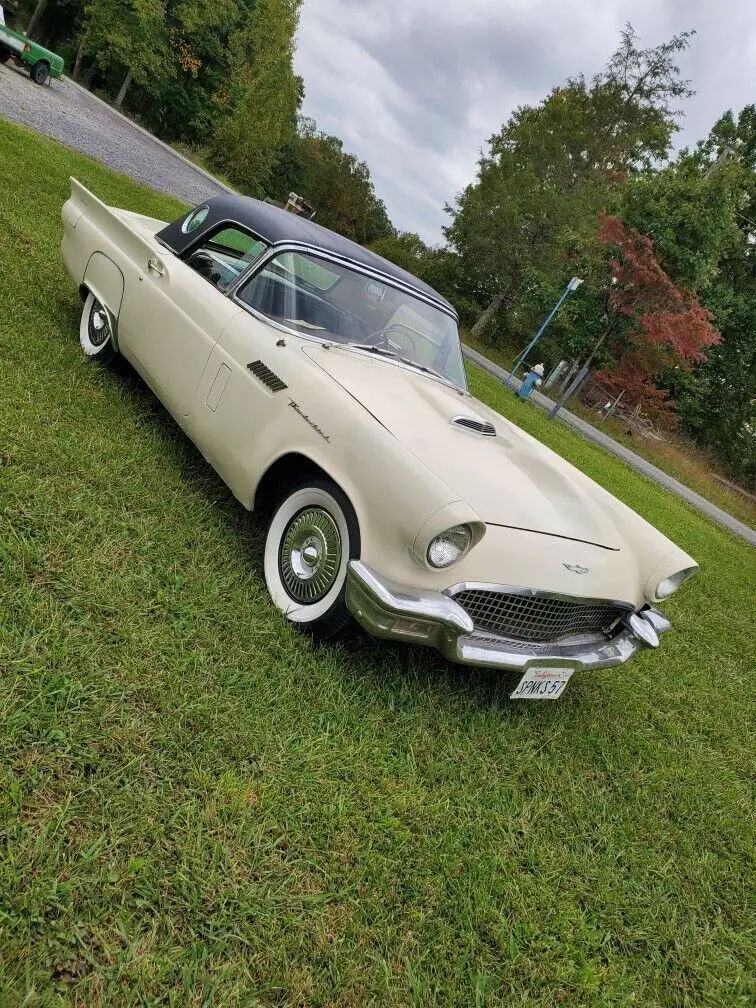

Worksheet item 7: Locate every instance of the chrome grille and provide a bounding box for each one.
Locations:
[451,588,628,644]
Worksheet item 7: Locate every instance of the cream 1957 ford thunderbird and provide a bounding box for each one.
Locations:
[61,179,697,699]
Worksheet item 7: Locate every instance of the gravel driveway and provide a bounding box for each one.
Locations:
[0,61,229,205]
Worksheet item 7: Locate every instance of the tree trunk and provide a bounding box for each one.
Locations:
[470,290,507,340]
[580,328,609,373]
[72,32,88,82]
[25,0,48,38]
[548,330,610,421]
[114,70,133,109]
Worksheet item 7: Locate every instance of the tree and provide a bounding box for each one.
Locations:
[76,0,173,108]
[369,232,426,274]
[52,0,259,137]
[13,0,85,59]
[211,0,302,195]
[621,160,744,291]
[267,119,394,245]
[363,197,395,246]
[138,0,251,142]
[446,24,695,347]
[25,0,48,37]
[662,106,756,481]
[368,236,482,324]
[590,214,720,423]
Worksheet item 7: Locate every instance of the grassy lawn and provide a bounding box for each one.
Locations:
[1,118,754,1007]
[461,331,756,530]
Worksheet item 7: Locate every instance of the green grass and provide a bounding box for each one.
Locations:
[461,331,756,529]
[1,118,754,1007]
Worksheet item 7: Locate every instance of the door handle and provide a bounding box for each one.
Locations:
[147,257,166,277]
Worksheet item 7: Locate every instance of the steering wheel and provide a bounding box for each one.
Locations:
[188,251,223,286]
[368,323,418,355]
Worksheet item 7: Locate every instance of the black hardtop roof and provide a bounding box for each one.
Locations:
[156,193,456,316]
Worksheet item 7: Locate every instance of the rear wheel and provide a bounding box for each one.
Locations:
[30,60,49,85]
[79,292,116,364]
[264,481,359,640]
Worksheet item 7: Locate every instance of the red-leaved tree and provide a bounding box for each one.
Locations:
[593,214,720,422]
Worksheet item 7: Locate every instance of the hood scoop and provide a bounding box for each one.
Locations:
[301,344,623,549]
[452,414,497,437]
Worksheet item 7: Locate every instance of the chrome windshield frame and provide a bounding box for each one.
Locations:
[225,241,467,390]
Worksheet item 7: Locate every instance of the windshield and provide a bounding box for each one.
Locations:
[236,250,466,388]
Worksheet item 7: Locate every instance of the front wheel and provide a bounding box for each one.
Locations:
[79,292,116,364]
[264,481,359,640]
[30,60,49,85]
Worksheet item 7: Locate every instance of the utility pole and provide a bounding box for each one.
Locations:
[505,277,583,389]
[548,329,608,420]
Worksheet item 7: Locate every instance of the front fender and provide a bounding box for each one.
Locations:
[249,416,471,587]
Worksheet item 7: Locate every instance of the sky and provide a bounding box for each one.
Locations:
[293,0,756,243]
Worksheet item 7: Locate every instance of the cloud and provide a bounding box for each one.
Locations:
[294,0,756,242]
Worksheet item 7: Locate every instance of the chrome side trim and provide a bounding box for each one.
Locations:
[346,561,670,673]
[229,297,330,347]
[156,205,457,316]
[483,524,620,551]
[225,243,468,391]
[268,241,457,318]
[225,240,454,316]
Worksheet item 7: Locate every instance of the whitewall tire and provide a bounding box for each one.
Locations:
[80,292,116,364]
[264,481,359,639]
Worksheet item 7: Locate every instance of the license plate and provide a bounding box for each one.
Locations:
[510,666,575,700]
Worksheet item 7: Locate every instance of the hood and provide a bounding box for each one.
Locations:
[304,345,626,550]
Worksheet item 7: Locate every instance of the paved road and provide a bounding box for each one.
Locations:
[0,62,229,205]
[1,67,752,544]
[463,345,756,546]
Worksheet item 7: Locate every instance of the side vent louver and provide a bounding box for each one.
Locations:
[451,415,497,437]
[247,360,287,393]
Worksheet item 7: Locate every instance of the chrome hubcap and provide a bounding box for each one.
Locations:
[88,302,110,347]
[279,507,342,604]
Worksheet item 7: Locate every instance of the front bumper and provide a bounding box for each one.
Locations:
[345,561,671,672]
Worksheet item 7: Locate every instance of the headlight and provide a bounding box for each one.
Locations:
[427,524,473,568]
[655,566,697,600]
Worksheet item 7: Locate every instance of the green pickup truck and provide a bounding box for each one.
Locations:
[0,4,64,84]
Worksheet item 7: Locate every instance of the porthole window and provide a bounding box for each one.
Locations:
[182,205,209,235]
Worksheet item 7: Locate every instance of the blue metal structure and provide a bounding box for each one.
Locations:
[506,276,582,389]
